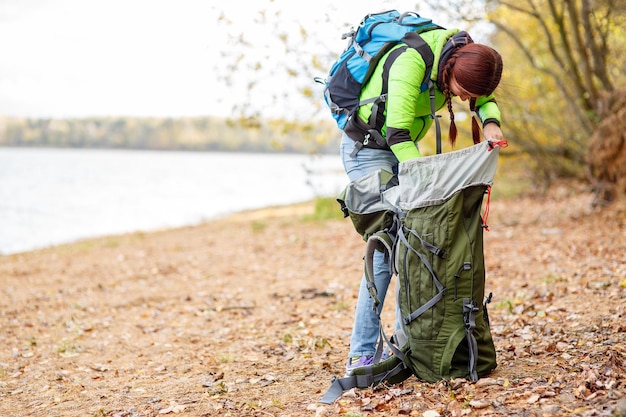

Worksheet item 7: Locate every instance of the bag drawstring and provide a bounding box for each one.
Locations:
[482,185,492,231]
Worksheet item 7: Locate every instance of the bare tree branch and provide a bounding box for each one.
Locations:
[547,0,595,113]
[491,19,594,134]
[526,0,569,77]
[583,0,614,92]
[567,0,599,106]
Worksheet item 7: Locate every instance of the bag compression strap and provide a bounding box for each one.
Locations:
[463,299,480,381]
[396,226,446,325]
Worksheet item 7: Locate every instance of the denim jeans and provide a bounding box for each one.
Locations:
[340,132,399,358]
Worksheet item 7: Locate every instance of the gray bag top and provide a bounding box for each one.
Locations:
[386,140,500,211]
[341,168,398,215]
[341,141,501,216]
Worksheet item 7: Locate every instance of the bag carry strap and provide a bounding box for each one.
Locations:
[429,80,442,154]
[321,219,410,405]
[363,231,395,309]
[319,355,411,404]
[363,212,401,308]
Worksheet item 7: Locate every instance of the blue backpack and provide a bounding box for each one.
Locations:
[315,10,440,131]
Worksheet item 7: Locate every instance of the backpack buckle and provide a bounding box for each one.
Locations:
[366,129,386,147]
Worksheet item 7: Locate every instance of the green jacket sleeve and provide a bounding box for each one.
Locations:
[390,141,422,160]
[475,94,501,127]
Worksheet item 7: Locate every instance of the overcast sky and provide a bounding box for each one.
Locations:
[0,0,433,119]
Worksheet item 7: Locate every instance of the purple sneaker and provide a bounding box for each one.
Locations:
[344,351,389,377]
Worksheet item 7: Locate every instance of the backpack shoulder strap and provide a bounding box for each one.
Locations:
[366,45,408,131]
[363,231,395,307]
[401,31,434,83]
[401,31,443,153]
[367,31,443,153]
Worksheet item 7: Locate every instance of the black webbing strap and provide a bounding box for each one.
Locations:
[319,358,410,404]
[368,46,407,131]
[403,31,441,154]
[396,227,446,325]
[402,31,434,82]
[430,81,442,154]
[463,298,480,381]
[365,31,442,154]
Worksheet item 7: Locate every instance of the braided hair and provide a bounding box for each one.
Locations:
[441,43,503,146]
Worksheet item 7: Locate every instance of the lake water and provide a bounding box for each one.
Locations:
[0,147,346,255]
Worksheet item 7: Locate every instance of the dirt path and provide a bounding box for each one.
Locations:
[1,187,625,417]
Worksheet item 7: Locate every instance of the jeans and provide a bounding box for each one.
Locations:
[340,133,399,358]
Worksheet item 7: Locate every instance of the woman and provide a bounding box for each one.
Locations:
[341,28,504,376]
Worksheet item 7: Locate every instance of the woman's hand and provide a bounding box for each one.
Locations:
[483,123,504,141]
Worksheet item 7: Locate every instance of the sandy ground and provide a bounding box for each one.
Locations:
[0,186,625,417]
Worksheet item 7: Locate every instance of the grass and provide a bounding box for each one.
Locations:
[217,354,236,363]
[303,197,344,221]
[57,339,82,358]
[250,220,268,233]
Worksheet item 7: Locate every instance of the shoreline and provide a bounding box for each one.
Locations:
[1,189,624,416]
[1,200,318,257]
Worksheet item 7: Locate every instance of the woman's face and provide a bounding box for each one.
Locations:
[449,75,479,102]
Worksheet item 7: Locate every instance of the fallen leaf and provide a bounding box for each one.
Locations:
[469,399,490,409]
[447,400,462,417]
[342,388,357,398]
[527,394,540,404]
[159,403,186,414]
[475,378,499,388]
[306,403,318,411]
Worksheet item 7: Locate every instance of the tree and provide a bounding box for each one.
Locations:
[427,0,626,198]
[214,3,337,140]
[213,1,414,152]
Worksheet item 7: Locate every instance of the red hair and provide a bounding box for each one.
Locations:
[441,44,503,146]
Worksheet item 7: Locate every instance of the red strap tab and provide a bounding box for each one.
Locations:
[488,139,508,151]
[482,186,492,231]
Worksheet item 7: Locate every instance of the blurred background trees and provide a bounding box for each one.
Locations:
[4,1,624,203]
[465,0,625,203]
[0,116,336,154]
[421,0,626,202]
[216,0,626,203]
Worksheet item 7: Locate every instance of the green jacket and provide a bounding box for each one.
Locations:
[354,28,502,162]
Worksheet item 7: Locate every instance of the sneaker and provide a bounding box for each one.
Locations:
[344,351,390,377]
